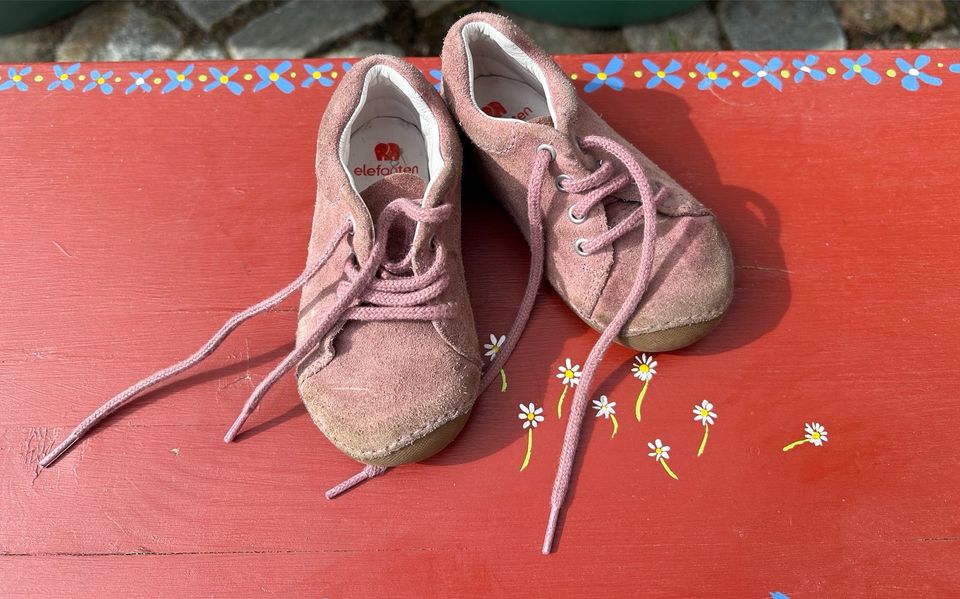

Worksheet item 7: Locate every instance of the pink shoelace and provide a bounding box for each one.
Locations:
[38,196,484,496]
[532,135,665,554]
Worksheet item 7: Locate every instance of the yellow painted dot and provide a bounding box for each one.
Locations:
[12,74,21,82]
[937,62,944,68]
[219,75,229,84]
[886,68,896,77]
[597,72,607,81]
[153,77,162,84]
[826,66,837,75]
[78,74,86,81]
[34,74,43,82]
[269,72,279,81]
[853,64,862,73]
[656,69,666,78]
[780,69,790,78]
[198,74,208,82]
[243,73,253,80]
[732,70,741,78]
[177,74,185,82]
[688,71,696,78]
[114,76,121,82]
[633,70,642,78]
[290,71,297,78]
[313,71,322,79]
[570,73,578,80]
[331,71,338,79]
[96,77,105,85]
[708,71,717,80]
[59,73,68,80]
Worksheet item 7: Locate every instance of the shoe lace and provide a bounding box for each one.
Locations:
[38,197,456,496]
[532,135,666,554]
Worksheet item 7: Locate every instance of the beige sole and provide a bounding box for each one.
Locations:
[362,412,471,467]
[584,314,726,353]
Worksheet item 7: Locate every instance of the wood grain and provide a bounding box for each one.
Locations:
[1,53,959,597]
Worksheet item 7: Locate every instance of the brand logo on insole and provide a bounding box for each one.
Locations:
[374,142,401,162]
[482,101,534,120]
[354,142,419,177]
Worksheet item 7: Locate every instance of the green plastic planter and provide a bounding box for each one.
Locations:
[0,1,92,36]
[495,0,702,28]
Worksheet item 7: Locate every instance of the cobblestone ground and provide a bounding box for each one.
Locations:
[1,0,958,63]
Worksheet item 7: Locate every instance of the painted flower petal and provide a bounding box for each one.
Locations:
[715,77,731,89]
[665,59,681,74]
[697,78,711,91]
[606,76,624,91]
[895,57,912,73]
[949,64,960,73]
[767,57,783,71]
[856,53,871,65]
[645,76,662,89]
[915,54,930,69]
[641,59,660,73]
[901,75,920,91]
[605,55,624,75]
[665,74,684,89]
[918,72,942,86]
[810,69,826,81]
[740,59,762,73]
[839,57,854,69]
[767,75,783,91]
[742,75,760,88]
[791,58,805,70]
[67,63,81,75]
[695,63,710,76]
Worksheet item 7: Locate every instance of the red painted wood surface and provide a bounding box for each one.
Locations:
[2,52,959,597]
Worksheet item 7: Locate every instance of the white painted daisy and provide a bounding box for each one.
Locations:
[693,400,717,426]
[518,403,544,429]
[631,354,657,381]
[556,358,582,386]
[483,333,505,360]
[592,395,616,419]
[804,422,828,446]
[647,438,670,461]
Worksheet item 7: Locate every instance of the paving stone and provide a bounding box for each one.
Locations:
[718,0,847,50]
[505,14,625,54]
[323,39,404,58]
[174,0,250,32]
[227,0,388,59]
[834,0,947,35]
[410,0,457,19]
[56,2,184,62]
[919,26,960,49]
[623,4,721,52]
[0,23,65,63]
[176,40,228,60]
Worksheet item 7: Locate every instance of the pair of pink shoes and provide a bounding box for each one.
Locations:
[41,13,733,554]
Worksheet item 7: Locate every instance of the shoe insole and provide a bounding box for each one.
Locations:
[473,75,551,123]
[348,116,429,192]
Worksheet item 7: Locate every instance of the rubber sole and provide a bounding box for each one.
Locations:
[362,412,471,467]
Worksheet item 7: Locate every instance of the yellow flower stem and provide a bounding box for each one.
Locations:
[499,368,507,392]
[782,438,809,452]
[520,427,533,471]
[659,458,678,480]
[557,385,568,418]
[697,424,709,457]
[610,414,619,439]
[635,379,650,422]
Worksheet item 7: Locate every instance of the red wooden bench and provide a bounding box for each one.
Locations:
[2,50,958,597]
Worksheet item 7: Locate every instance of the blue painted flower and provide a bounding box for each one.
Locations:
[839,53,881,85]
[0,66,32,92]
[951,63,960,73]
[82,69,113,94]
[48,63,80,91]
[204,66,242,95]
[253,61,294,93]
[342,61,352,72]
[641,58,682,90]
[694,62,730,90]
[583,56,625,92]
[896,55,941,91]
[429,68,442,91]
[303,63,334,88]
[125,69,154,94]
[740,58,783,91]
[792,54,825,83]
[769,593,790,599]
[162,64,194,94]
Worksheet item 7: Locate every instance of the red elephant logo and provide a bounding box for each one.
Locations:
[481,101,507,118]
[374,142,401,161]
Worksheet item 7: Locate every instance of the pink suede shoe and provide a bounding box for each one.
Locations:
[39,56,521,497]
[441,13,734,553]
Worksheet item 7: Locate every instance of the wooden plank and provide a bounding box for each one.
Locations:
[2,52,959,596]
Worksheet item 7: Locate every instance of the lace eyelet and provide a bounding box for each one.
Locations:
[555,174,572,192]
[573,238,589,256]
[536,143,557,161]
[346,216,356,236]
[567,204,586,224]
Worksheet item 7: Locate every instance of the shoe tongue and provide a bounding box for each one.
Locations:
[358,173,428,265]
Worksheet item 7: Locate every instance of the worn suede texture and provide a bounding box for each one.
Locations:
[441,13,734,344]
[295,56,481,465]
